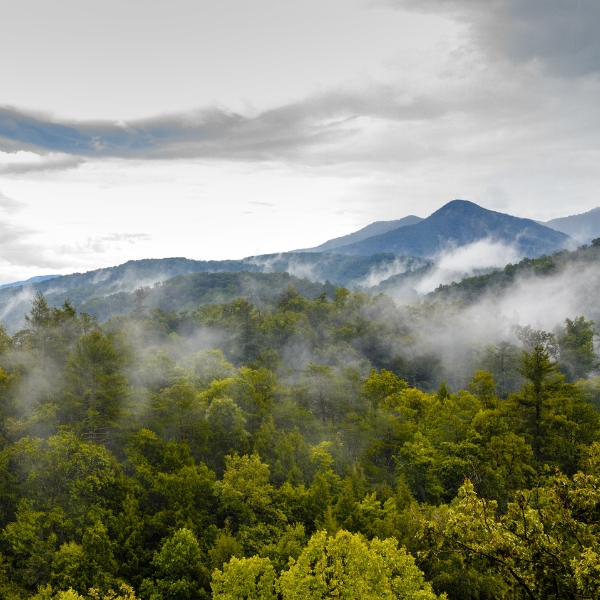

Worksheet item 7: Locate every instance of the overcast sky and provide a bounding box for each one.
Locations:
[0,0,599,283]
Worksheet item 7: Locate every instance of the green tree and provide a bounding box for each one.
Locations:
[481,341,522,397]
[468,370,497,409]
[0,324,11,355]
[62,331,128,435]
[1,500,57,589]
[208,526,243,571]
[426,454,600,600]
[514,344,558,463]
[7,431,121,524]
[362,369,407,410]
[303,364,339,425]
[205,398,249,470]
[151,379,201,441]
[132,287,149,319]
[51,521,117,596]
[140,528,209,600]
[211,555,277,600]
[23,293,83,364]
[214,454,283,530]
[558,316,597,381]
[277,530,442,600]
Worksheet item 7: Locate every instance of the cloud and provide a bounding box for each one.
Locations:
[387,0,600,78]
[56,233,152,255]
[0,221,151,285]
[0,191,25,213]
[101,233,152,243]
[0,154,85,174]
[415,238,521,293]
[0,62,540,164]
[0,220,64,272]
[359,257,416,287]
[0,0,597,230]
[0,220,33,247]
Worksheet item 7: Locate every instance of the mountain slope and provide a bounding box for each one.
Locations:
[0,274,60,290]
[0,253,428,332]
[77,272,337,323]
[330,200,574,258]
[542,207,600,243]
[245,252,429,287]
[296,215,423,252]
[421,241,600,337]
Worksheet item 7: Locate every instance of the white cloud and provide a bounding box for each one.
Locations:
[415,239,521,293]
[0,1,599,281]
[0,191,25,213]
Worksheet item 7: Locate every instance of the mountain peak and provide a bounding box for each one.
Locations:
[294,214,424,252]
[543,206,600,242]
[431,199,511,218]
[324,199,572,258]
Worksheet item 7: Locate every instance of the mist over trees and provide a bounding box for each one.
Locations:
[1,258,600,599]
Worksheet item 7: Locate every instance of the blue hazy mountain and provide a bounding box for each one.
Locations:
[0,200,577,333]
[541,207,600,243]
[0,274,60,290]
[327,200,574,258]
[0,253,429,332]
[296,215,423,252]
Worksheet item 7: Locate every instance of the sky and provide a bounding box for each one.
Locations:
[0,0,599,284]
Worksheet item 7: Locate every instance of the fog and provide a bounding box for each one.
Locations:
[2,238,599,399]
[415,239,522,294]
[358,256,426,288]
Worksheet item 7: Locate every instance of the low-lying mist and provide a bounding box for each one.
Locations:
[2,238,598,397]
[415,239,522,294]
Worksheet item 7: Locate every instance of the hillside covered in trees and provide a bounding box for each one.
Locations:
[431,238,600,306]
[0,254,430,334]
[0,275,600,599]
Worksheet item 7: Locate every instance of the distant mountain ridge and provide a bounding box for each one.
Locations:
[0,252,428,332]
[541,206,600,243]
[0,274,60,290]
[296,215,423,252]
[325,200,574,258]
[0,199,580,333]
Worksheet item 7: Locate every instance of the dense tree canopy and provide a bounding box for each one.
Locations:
[0,286,598,599]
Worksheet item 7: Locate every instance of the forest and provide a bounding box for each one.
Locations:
[1,277,600,600]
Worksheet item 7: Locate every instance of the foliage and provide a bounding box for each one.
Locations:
[212,530,442,600]
[0,288,598,599]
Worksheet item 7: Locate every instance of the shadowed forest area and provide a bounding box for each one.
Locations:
[1,284,600,599]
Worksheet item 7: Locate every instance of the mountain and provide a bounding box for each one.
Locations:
[328,200,574,258]
[295,215,423,252]
[541,207,600,243]
[244,252,430,287]
[76,271,337,324]
[0,252,429,332]
[0,274,59,290]
[427,240,600,322]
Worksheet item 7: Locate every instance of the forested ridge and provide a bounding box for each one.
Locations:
[431,238,600,304]
[1,283,600,599]
[0,253,430,333]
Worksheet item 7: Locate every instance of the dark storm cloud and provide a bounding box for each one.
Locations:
[389,0,600,77]
[504,0,600,77]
